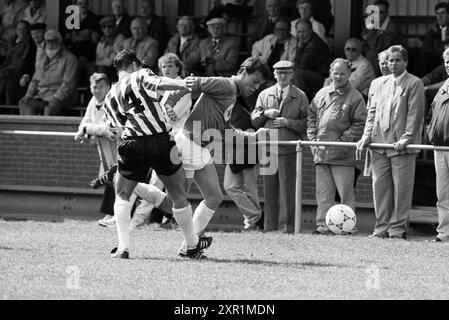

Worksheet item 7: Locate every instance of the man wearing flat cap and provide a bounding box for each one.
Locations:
[251,60,309,233]
[95,15,125,82]
[199,17,239,76]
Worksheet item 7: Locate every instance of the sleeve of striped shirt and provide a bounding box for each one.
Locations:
[139,69,161,101]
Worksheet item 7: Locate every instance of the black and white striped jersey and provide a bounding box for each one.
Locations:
[103,68,171,139]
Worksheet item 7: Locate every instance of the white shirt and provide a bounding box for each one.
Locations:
[441,26,447,41]
[160,76,192,135]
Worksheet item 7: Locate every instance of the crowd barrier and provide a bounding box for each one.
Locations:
[1,128,447,234]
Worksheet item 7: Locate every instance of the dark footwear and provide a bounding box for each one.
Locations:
[312,229,333,236]
[388,233,407,240]
[255,212,264,230]
[179,250,208,260]
[186,236,213,257]
[90,165,117,189]
[110,247,129,259]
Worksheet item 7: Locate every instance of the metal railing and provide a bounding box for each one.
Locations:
[284,141,449,234]
[3,129,449,234]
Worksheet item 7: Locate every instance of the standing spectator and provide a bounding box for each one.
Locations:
[427,48,449,243]
[251,60,308,233]
[224,97,264,232]
[74,73,117,227]
[0,20,35,105]
[290,0,327,45]
[308,59,366,236]
[21,0,46,25]
[199,17,239,77]
[361,0,403,76]
[325,38,375,99]
[421,40,449,112]
[95,15,125,83]
[19,22,45,89]
[0,0,27,45]
[112,0,132,39]
[64,0,101,86]
[252,0,281,43]
[18,29,78,116]
[139,0,170,55]
[251,17,298,73]
[121,17,159,71]
[356,45,425,240]
[293,19,331,100]
[414,2,449,78]
[165,16,201,76]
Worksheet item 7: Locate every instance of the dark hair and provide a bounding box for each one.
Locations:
[238,57,272,80]
[374,0,389,11]
[435,2,449,13]
[113,49,143,71]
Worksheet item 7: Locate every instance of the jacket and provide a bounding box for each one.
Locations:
[251,35,298,64]
[252,83,309,155]
[165,33,201,74]
[427,79,449,146]
[307,83,367,165]
[295,32,331,77]
[199,36,239,77]
[122,35,159,70]
[26,48,78,103]
[361,72,425,157]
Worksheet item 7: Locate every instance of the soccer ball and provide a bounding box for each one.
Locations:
[325,204,357,235]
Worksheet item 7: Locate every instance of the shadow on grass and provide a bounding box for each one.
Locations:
[135,256,350,269]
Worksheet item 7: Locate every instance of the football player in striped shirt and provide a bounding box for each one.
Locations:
[164,57,272,256]
[103,49,212,259]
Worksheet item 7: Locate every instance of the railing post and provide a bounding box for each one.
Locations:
[295,141,303,234]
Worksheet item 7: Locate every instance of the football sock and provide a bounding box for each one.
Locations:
[180,201,215,253]
[193,201,215,235]
[134,183,166,207]
[172,205,198,249]
[114,197,132,252]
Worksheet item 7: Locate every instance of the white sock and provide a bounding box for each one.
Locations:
[172,205,198,249]
[134,183,166,207]
[193,201,215,235]
[180,201,215,253]
[114,197,132,251]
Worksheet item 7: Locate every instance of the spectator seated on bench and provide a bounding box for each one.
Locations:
[0,20,36,105]
[19,29,78,116]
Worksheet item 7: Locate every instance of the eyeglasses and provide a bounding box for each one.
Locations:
[45,39,59,44]
[345,47,358,52]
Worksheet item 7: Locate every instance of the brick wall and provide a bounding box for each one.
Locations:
[0,116,375,206]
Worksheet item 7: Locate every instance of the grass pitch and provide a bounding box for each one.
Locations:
[0,219,448,300]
